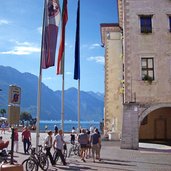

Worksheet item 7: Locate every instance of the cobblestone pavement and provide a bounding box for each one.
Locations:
[1,131,171,171]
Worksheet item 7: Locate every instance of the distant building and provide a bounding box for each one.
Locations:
[101,0,171,149]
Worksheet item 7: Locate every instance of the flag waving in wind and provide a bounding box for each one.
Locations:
[57,0,68,74]
[74,0,80,80]
[41,0,61,69]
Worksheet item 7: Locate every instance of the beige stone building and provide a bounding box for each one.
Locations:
[101,0,171,149]
[100,24,123,140]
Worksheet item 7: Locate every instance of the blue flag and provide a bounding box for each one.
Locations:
[74,0,80,80]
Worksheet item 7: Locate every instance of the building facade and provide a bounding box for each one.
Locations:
[101,0,171,148]
[100,24,123,140]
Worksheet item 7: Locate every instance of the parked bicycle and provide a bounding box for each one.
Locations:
[53,143,67,165]
[0,149,17,164]
[68,142,80,158]
[22,145,49,171]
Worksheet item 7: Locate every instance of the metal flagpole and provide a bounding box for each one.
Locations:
[61,72,64,131]
[78,79,80,131]
[36,67,42,151]
[36,0,45,151]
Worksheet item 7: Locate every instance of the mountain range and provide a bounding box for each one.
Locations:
[0,65,104,121]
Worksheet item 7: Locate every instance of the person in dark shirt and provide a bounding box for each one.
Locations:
[90,128,101,162]
[54,125,58,136]
[78,129,89,162]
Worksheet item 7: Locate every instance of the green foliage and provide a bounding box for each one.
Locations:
[20,111,32,121]
[0,109,6,117]
[142,75,153,84]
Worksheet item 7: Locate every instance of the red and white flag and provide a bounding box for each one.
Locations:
[41,0,61,69]
[57,0,68,74]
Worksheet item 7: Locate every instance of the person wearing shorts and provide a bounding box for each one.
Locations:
[78,129,89,162]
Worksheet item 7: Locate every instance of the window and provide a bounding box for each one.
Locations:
[141,58,154,81]
[169,16,171,32]
[140,15,152,33]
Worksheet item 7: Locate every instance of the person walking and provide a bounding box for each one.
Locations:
[78,129,89,162]
[21,126,31,154]
[53,129,67,166]
[90,128,101,162]
[44,130,55,166]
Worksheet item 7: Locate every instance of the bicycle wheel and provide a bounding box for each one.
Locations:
[75,144,81,156]
[68,146,73,158]
[53,150,59,164]
[39,153,49,171]
[22,158,38,171]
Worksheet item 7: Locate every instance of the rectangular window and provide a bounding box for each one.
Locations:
[141,58,154,81]
[140,15,152,33]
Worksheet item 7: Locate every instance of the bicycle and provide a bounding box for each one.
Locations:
[68,142,80,158]
[22,145,49,171]
[0,149,17,164]
[53,143,67,165]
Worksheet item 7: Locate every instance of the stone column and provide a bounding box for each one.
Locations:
[121,103,139,149]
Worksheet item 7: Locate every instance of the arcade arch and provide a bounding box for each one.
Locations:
[139,104,171,145]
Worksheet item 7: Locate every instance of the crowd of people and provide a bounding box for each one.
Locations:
[43,125,101,166]
[0,124,101,167]
[0,121,9,134]
[77,127,101,163]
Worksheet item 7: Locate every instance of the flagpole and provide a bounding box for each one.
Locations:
[78,79,80,131]
[74,0,80,132]
[36,0,46,151]
[36,66,42,151]
[61,71,64,131]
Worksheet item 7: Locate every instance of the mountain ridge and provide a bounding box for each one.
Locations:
[0,65,104,121]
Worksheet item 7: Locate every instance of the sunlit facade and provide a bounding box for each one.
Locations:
[101,0,171,148]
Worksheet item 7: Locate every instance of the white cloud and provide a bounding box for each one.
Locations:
[0,19,10,25]
[87,56,104,64]
[66,71,72,75]
[43,77,53,81]
[0,41,40,55]
[89,43,101,49]
[81,43,101,50]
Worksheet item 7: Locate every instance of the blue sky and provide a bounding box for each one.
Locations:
[0,0,118,93]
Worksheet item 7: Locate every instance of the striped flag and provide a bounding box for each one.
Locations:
[41,0,61,69]
[74,0,80,80]
[57,0,68,74]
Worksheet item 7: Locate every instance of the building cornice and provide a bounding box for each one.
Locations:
[100,23,122,47]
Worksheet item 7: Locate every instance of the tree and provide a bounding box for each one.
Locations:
[0,109,6,117]
[20,111,32,122]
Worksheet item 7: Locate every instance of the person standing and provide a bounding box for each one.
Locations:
[54,125,58,136]
[78,129,89,162]
[44,130,54,165]
[21,126,31,154]
[0,136,9,150]
[53,129,67,166]
[14,128,19,152]
[70,127,76,144]
[90,128,101,162]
